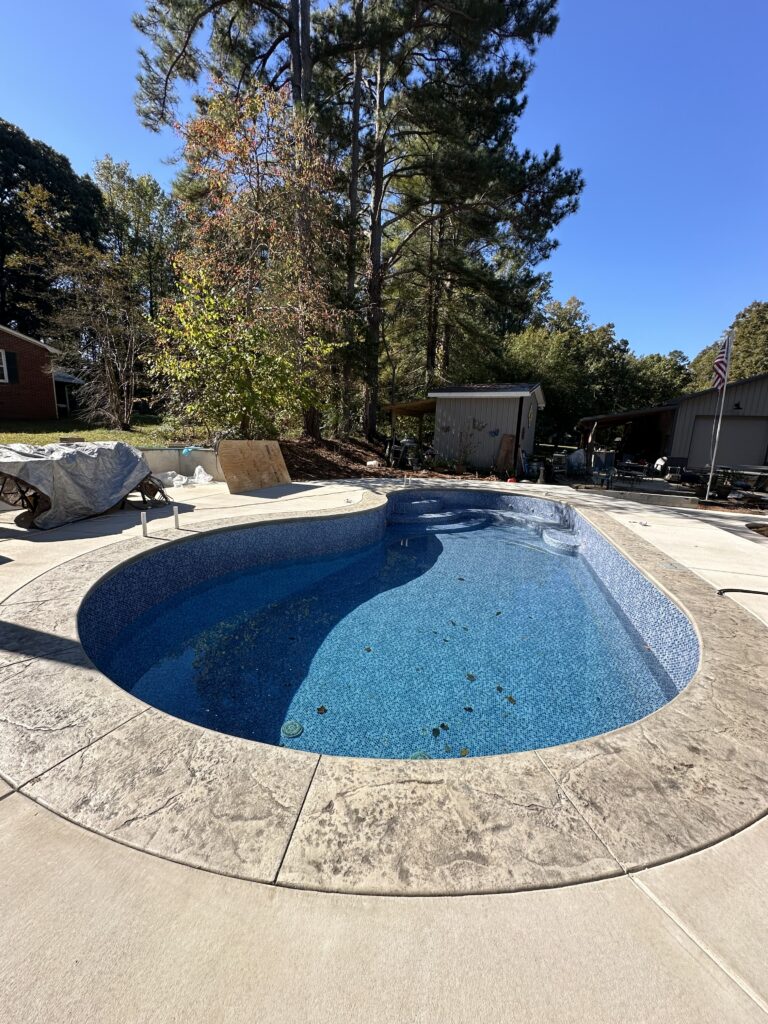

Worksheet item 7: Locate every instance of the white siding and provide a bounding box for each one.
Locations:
[433,394,538,469]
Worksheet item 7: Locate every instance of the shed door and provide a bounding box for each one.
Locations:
[687,415,768,468]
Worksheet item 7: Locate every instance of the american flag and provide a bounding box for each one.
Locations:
[712,330,733,390]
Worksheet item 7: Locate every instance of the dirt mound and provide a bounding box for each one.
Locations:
[278,437,404,481]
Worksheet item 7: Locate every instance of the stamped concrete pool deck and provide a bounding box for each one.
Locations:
[1,479,768,1022]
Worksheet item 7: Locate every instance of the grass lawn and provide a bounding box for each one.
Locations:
[0,418,202,447]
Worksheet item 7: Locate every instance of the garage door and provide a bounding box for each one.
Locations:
[687,416,768,468]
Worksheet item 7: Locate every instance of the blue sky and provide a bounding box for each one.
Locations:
[1,0,766,358]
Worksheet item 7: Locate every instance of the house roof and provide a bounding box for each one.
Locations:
[428,383,545,407]
[53,371,85,385]
[0,323,60,355]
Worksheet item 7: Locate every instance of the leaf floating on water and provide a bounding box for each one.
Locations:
[364,646,372,653]
[440,722,449,731]
[459,747,470,757]
[410,751,431,760]
[444,744,452,753]
[466,673,476,682]
[432,727,441,738]
[506,695,516,705]
[457,577,465,581]
[495,611,502,616]
[464,706,473,713]
[317,705,328,715]
[496,685,503,693]
[450,620,457,626]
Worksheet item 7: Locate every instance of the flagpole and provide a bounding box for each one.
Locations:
[705,331,733,502]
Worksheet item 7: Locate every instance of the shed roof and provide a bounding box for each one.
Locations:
[576,404,679,429]
[428,382,545,406]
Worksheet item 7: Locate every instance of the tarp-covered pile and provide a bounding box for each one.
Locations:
[0,441,153,529]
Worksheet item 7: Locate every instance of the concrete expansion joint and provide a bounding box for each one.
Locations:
[273,753,323,885]
[629,875,768,1018]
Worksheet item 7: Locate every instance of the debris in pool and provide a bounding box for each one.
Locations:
[364,646,373,652]
[496,685,503,692]
[444,744,452,753]
[459,747,470,757]
[457,577,465,581]
[495,611,502,616]
[466,673,476,682]
[317,705,328,715]
[464,706,473,713]
[410,751,431,760]
[440,722,449,731]
[506,695,517,705]
[281,720,304,738]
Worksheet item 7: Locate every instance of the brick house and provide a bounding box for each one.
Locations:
[0,323,63,420]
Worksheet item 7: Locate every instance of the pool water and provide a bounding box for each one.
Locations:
[100,508,679,759]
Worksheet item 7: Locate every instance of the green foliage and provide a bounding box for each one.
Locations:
[93,156,181,318]
[156,84,342,438]
[154,270,305,439]
[134,0,583,436]
[689,301,768,391]
[14,157,179,429]
[504,299,634,440]
[0,119,103,335]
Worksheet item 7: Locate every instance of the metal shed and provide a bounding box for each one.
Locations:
[427,383,545,471]
[669,373,768,469]
[577,372,768,470]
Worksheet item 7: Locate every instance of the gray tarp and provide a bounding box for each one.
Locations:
[0,441,152,529]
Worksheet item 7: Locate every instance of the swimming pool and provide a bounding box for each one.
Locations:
[79,490,699,760]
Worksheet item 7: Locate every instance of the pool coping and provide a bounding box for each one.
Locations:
[1,481,767,896]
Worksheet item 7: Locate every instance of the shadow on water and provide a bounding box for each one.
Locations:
[114,513,500,746]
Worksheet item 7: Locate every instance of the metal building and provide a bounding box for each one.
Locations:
[668,373,768,468]
[577,372,768,469]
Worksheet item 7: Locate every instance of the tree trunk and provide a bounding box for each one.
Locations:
[341,34,363,435]
[303,405,322,439]
[288,0,303,106]
[299,0,312,102]
[424,206,437,385]
[362,52,386,440]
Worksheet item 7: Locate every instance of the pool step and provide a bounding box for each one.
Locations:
[392,497,443,517]
[390,509,465,525]
[542,528,580,555]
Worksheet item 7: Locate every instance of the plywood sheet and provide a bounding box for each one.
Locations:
[494,433,516,475]
[217,440,291,494]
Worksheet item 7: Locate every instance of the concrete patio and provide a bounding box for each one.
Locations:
[1,481,767,1022]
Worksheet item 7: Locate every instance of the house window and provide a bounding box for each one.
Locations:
[0,350,8,384]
